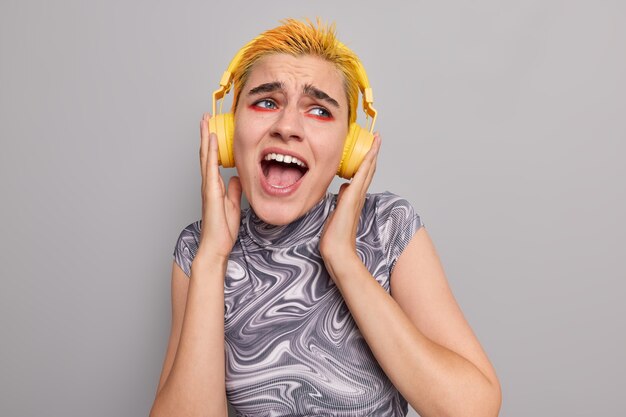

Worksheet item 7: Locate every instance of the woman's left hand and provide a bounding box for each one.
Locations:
[319,133,381,274]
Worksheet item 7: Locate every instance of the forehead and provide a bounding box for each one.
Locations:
[245,54,347,102]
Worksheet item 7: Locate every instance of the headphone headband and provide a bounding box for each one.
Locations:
[212,39,377,132]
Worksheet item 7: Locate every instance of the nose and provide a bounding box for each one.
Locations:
[269,104,304,142]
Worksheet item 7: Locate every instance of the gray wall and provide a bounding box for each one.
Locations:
[1,0,624,416]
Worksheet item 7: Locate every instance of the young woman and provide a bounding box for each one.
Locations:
[150,19,501,417]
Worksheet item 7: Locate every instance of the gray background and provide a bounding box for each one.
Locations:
[1,0,624,416]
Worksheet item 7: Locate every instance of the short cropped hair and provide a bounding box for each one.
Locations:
[231,18,362,124]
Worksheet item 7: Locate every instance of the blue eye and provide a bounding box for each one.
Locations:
[308,107,332,118]
[254,99,277,110]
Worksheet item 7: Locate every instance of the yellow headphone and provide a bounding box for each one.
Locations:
[208,39,377,179]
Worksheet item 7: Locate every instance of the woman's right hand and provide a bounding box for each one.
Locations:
[197,112,242,263]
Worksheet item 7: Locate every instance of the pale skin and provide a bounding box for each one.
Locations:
[150,54,501,417]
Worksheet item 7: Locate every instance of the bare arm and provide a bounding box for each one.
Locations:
[325,230,501,417]
[320,134,501,417]
[149,259,228,417]
[154,261,190,397]
[150,113,241,417]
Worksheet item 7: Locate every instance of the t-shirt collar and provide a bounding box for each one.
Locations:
[243,192,336,248]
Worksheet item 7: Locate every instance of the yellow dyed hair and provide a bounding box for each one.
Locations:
[231,18,362,124]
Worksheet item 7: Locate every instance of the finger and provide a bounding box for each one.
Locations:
[341,133,380,206]
[207,132,222,194]
[362,133,381,175]
[351,134,380,227]
[336,182,349,202]
[350,133,380,197]
[352,133,380,182]
[217,169,226,196]
[359,133,381,195]
[223,176,241,236]
[199,113,210,186]
[334,182,364,226]
[332,183,360,238]
[226,176,242,211]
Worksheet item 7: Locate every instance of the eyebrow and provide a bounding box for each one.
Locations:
[303,84,340,109]
[246,81,340,109]
[247,82,283,96]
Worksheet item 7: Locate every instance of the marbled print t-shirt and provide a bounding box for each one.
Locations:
[173,191,424,417]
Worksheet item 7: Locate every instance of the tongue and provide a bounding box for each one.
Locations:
[266,164,303,187]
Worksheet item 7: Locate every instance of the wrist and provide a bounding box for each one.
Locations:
[320,240,356,264]
[322,250,363,283]
[191,250,229,274]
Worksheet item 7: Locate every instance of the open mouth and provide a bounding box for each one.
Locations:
[260,152,309,189]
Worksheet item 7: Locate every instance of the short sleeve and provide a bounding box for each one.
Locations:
[172,221,201,278]
[376,192,424,274]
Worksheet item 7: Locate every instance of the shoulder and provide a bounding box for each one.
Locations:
[175,206,249,251]
[172,220,202,277]
[176,220,202,249]
[362,192,425,273]
[173,207,250,277]
[362,191,423,230]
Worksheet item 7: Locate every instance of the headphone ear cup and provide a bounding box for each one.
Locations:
[337,123,375,179]
[208,113,235,167]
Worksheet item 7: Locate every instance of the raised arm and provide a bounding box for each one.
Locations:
[320,134,501,417]
[149,113,242,417]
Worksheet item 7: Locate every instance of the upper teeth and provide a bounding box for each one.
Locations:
[264,153,306,168]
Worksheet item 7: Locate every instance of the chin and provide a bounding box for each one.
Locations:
[254,210,297,226]
[239,158,335,226]
[247,193,313,226]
